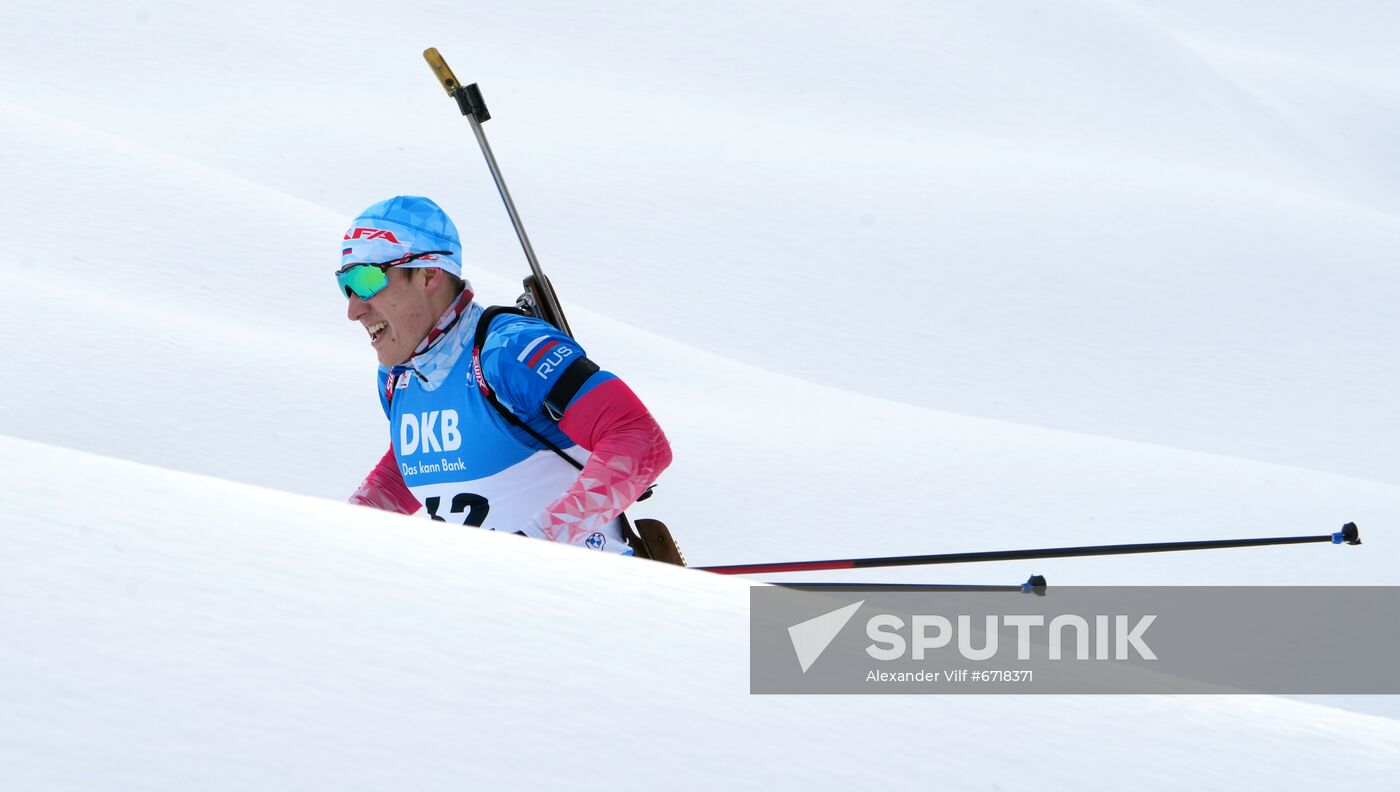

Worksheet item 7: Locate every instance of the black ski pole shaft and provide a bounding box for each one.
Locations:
[423,47,573,336]
[776,575,1049,595]
[699,523,1361,576]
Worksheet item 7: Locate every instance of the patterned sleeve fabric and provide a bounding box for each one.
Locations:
[347,444,422,515]
[527,377,673,546]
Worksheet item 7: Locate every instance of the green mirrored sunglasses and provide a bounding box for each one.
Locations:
[336,251,453,300]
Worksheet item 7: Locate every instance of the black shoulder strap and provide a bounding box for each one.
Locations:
[544,357,600,419]
[472,305,584,471]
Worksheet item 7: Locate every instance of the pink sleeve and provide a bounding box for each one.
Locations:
[528,378,672,546]
[348,445,422,515]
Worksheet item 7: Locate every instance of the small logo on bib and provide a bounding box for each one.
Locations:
[585,532,607,551]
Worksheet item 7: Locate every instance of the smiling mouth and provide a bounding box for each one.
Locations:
[367,321,388,344]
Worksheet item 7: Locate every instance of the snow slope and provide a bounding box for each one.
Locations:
[4,437,1399,791]
[1,0,1398,787]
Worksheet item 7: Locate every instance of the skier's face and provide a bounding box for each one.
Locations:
[345,267,442,366]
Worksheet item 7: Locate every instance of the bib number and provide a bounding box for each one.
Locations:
[425,493,490,527]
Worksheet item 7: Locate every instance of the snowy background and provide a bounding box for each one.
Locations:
[1,0,1398,789]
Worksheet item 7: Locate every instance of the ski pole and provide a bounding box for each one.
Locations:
[776,574,1048,595]
[423,47,573,337]
[700,523,1361,575]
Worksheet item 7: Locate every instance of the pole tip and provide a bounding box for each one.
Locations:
[1023,574,1048,596]
[1332,522,1361,545]
[1342,522,1361,545]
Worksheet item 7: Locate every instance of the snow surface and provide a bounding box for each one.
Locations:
[5,438,1400,791]
[1,0,1398,788]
